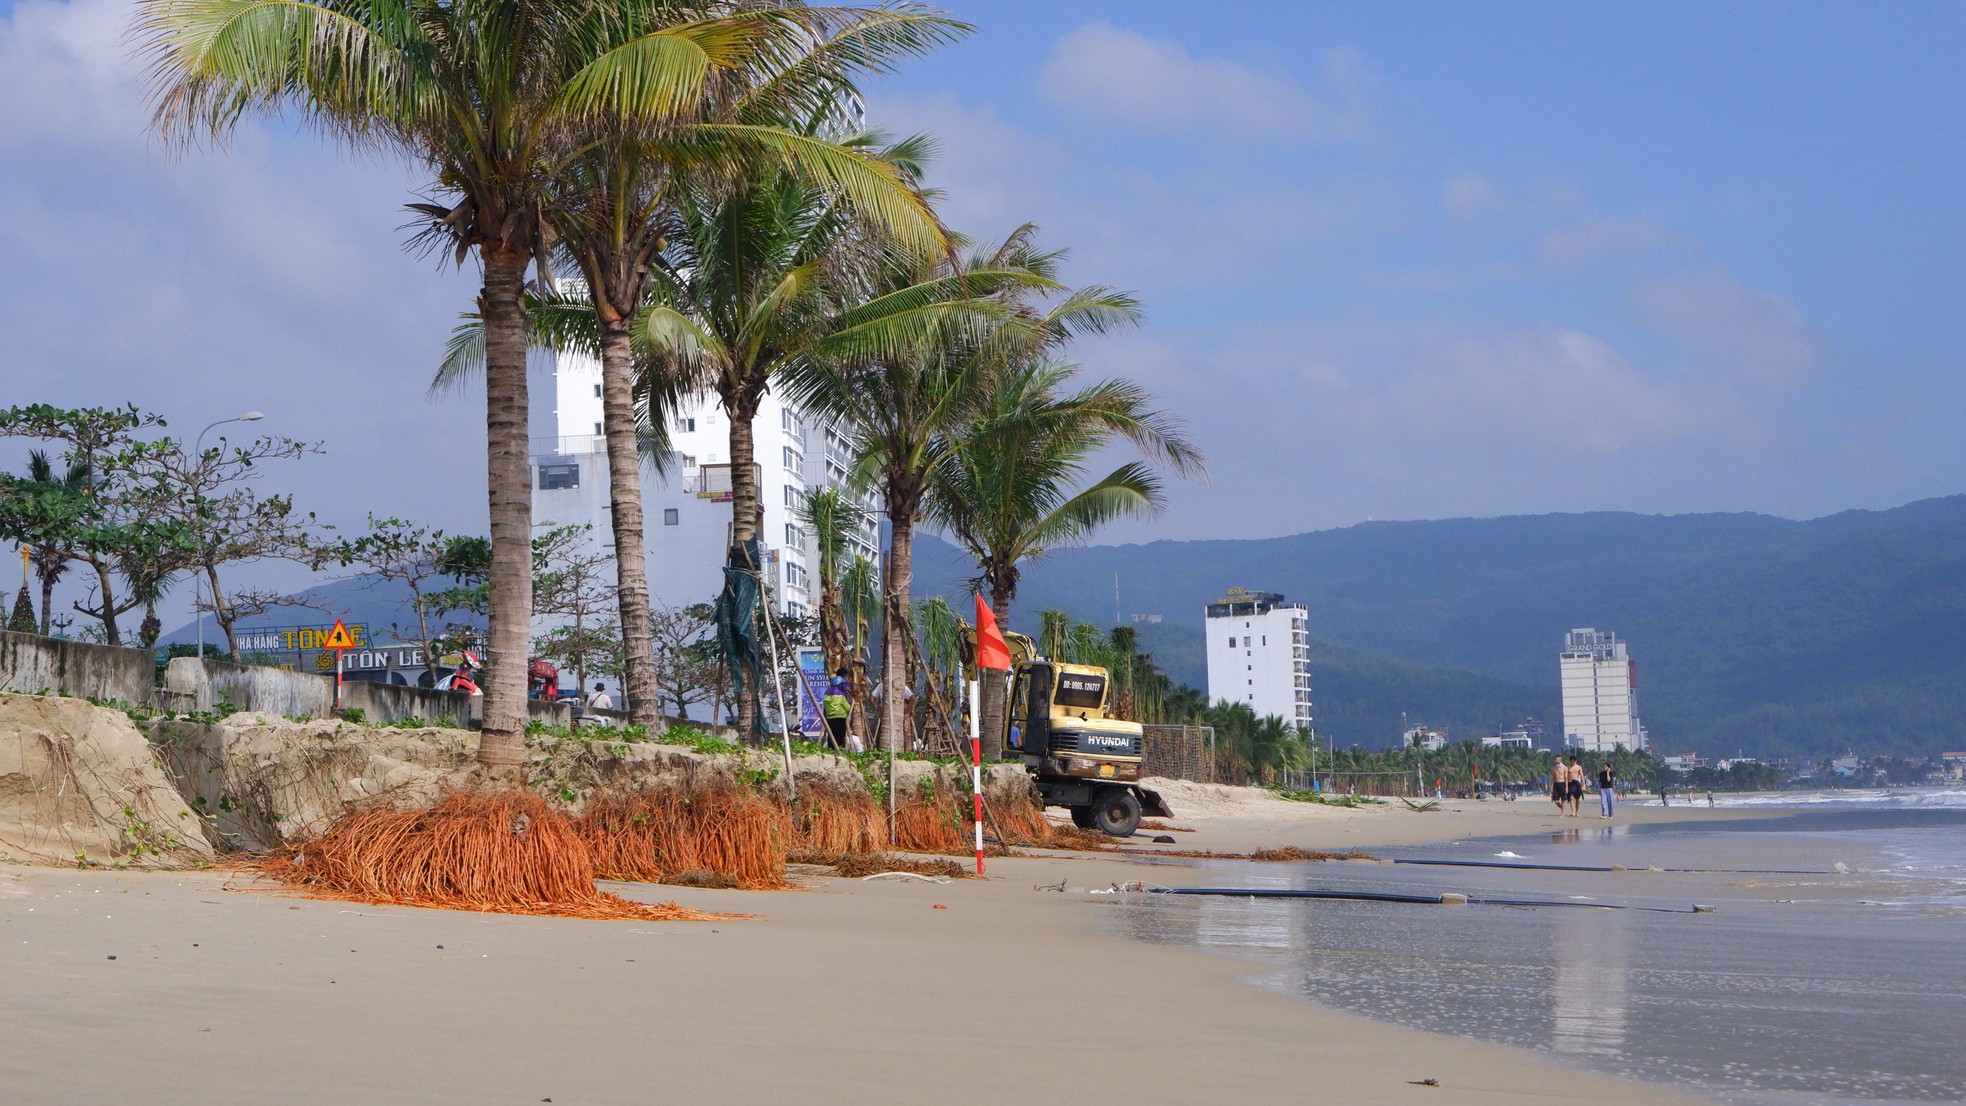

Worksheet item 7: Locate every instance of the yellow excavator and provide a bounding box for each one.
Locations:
[970,626,1173,837]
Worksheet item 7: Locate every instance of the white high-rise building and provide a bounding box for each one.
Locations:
[1204,589,1313,730]
[528,341,877,623]
[1559,627,1647,751]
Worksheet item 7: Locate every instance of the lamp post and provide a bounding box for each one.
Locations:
[192,412,264,658]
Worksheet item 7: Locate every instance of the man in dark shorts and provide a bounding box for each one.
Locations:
[1565,754,1586,817]
[1551,754,1568,814]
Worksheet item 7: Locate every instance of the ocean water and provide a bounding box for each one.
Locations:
[1108,790,1966,1105]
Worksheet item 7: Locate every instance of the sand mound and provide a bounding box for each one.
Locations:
[1137,777,1329,820]
[0,691,213,866]
[153,713,463,850]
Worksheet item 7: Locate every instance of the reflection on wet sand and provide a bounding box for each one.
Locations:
[1551,909,1629,1056]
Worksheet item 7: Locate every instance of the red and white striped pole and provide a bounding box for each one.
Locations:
[970,672,984,875]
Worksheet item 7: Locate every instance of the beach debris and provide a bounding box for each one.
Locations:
[859,872,951,884]
[1408,1078,1440,1086]
[932,903,947,909]
[1439,893,1468,906]
[1400,798,1441,812]
[1035,878,1067,892]
[1147,834,1177,844]
[1693,904,1719,913]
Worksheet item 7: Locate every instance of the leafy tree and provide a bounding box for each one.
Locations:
[311,516,454,683]
[0,405,186,645]
[138,432,325,661]
[532,527,618,696]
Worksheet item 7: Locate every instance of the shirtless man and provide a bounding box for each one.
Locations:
[1565,754,1586,817]
[1551,754,1568,814]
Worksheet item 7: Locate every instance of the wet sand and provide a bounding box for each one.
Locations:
[0,796,1745,1106]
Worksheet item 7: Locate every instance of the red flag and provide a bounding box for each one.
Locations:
[974,594,1011,671]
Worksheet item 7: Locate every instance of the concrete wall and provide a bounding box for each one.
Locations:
[0,629,155,704]
[158,656,607,729]
[164,656,334,718]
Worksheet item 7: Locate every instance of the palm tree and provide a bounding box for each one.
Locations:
[640,130,961,735]
[794,486,864,674]
[547,6,963,729]
[926,357,1202,753]
[783,223,1141,751]
[137,0,951,764]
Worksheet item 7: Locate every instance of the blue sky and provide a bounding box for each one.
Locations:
[2,0,1962,562]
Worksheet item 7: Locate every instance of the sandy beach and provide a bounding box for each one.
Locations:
[0,792,1766,1106]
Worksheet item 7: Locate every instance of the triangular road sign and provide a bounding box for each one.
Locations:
[321,619,357,650]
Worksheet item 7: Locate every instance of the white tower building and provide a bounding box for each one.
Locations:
[1559,627,1646,751]
[528,340,877,623]
[1204,589,1313,729]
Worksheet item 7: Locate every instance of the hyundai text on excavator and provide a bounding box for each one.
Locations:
[970,625,1172,837]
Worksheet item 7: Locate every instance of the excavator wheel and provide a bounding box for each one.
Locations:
[1091,788,1142,838]
[1069,805,1097,830]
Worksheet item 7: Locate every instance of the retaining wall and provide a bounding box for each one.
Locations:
[0,629,155,704]
[158,656,596,728]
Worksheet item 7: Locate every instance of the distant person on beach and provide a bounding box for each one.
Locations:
[586,683,612,710]
[1597,761,1617,818]
[1706,790,1716,808]
[1566,755,1585,817]
[1551,757,1567,814]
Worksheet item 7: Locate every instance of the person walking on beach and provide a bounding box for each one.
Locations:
[1597,760,1617,819]
[1551,755,1568,814]
[1566,755,1586,817]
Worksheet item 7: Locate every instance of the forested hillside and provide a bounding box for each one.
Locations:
[915,496,1966,758]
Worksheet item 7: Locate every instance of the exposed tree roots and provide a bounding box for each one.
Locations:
[249,788,735,921]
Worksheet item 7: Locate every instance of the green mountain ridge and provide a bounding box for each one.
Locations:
[912,495,1966,759]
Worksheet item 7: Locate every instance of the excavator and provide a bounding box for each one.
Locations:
[967,625,1173,837]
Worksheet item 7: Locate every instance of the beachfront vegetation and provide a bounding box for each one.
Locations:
[135,0,958,766]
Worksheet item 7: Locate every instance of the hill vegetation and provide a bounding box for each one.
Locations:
[915,496,1966,759]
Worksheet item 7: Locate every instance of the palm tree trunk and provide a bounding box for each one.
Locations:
[477,243,534,767]
[978,579,1014,760]
[37,568,55,635]
[880,505,915,752]
[725,387,764,737]
[596,322,658,727]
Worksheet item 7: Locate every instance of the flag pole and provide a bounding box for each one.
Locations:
[969,659,983,875]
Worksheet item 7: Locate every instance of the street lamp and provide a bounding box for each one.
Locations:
[193,411,264,657]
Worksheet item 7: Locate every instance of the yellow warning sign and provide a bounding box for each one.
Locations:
[321,619,357,650]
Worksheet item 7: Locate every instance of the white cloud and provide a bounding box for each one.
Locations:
[1039,23,1374,140]
[1389,330,1713,451]
[1440,172,1500,216]
[1635,266,1815,385]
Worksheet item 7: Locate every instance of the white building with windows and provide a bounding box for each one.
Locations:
[528,340,877,622]
[1559,627,1647,751]
[1203,589,1313,730]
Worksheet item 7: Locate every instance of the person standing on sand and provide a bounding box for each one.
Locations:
[1566,755,1585,817]
[821,676,851,749]
[1551,756,1568,814]
[1597,760,1616,818]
